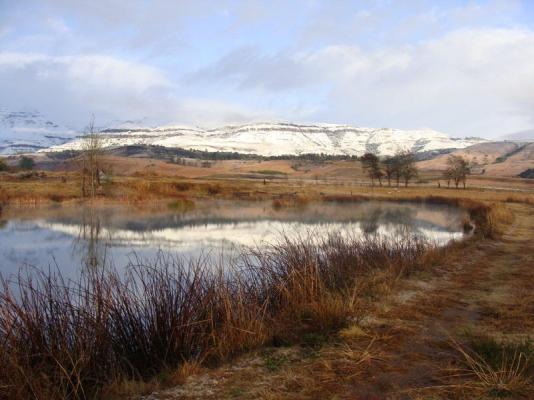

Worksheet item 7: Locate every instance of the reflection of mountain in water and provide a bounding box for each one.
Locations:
[0,201,466,275]
[33,202,465,255]
[42,202,463,235]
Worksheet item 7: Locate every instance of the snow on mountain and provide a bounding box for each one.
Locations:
[0,109,76,154]
[44,121,486,157]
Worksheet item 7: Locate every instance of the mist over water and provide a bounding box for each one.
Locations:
[0,200,467,278]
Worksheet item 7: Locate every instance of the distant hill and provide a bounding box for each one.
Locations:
[417,141,534,177]
[42,121,486,157]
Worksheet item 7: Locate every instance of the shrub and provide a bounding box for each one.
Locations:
[18,156,35,170]
[206,184,222,195]
[172,181,192,191]
[452,337,534,397]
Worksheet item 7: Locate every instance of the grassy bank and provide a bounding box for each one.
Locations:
[0,197,508,400]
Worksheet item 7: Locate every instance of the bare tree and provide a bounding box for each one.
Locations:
[398,151,418,187]
[361,152,383,186]
[383,154,401,187]
[445,155,471,189]
[80,116,102,198]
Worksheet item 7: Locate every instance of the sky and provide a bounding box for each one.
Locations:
[1,0,534,138]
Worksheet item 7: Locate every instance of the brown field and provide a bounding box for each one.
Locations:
[1,156,533,208]
[0,155,534,400]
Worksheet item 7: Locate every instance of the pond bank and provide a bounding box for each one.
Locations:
[141,203,534,400]
[0,197,511,399]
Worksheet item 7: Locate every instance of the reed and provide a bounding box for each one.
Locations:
[0,232,445,399]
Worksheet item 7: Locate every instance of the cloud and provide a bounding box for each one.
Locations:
[186,47,318,91]
[0,52,175,126]
[0,51,282,129]
[1,1,534,138]
[189,27,534,137]
[170,98,277,127]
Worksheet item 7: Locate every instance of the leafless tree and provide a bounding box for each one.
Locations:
[361,152,383,186]
[445,155,471,189]
[397,151,418,187]
[80,116,102,198]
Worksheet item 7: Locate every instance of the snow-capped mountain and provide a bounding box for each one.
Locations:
[0,109,76,154]
[44,122,486,157]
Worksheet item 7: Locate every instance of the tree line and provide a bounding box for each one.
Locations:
[360,151,471,189]
[360,151,419,187]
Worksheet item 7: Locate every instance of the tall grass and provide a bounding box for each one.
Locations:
[450,337,533,397]
[0,233,441,399]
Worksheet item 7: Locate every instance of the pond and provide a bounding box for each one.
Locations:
[0,200,467,278]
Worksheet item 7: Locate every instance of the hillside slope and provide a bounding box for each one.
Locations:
[417,142,534,177]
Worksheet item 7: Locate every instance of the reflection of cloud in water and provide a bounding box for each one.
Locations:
[0,201,467,276]
[36,219,463,252]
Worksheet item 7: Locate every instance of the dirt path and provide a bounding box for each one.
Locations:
[342,203,534,398]
[145,203,534,400]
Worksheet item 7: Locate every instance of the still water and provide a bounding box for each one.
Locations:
[0,200,467,278]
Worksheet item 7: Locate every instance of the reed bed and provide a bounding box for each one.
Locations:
[0,233,443,399]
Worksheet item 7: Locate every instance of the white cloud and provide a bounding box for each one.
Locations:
[171,98,277,127]
[0,52,176,125]
[2,1,533,138]
[0,51,282,129]
[190,28,534,137]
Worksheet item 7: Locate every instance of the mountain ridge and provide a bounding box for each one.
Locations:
[0,109,488,157]
[43,121,487,157]
[0,109,75,154]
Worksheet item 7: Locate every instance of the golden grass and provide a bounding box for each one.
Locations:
[446,338,533,398]
[1,167,533,207]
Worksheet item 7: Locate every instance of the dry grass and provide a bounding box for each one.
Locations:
[0,230,447,400]
[1,166,532,207]
[0,167,526,399]
[272,195,310,209]
[446,337,534,398]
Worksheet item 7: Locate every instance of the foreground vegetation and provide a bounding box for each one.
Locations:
[0,154,531,399]
[148,201,533,400]
[0,233,439,399]
[0,195,512,400]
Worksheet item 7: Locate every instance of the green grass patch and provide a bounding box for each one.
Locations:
[468,336,534,371]
[262,352,289,372]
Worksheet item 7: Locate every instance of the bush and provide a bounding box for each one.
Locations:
[206,184,222,195]
[18,156,35,170]
[172,181,192,191]
[167,198,195,211]
[0,159,7,171]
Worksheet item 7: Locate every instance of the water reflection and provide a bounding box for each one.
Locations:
[0,200,467,277]
[73,208,106,269]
